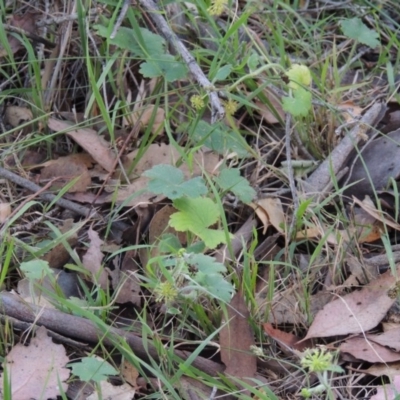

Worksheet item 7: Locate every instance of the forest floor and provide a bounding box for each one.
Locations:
[1,0,400,399]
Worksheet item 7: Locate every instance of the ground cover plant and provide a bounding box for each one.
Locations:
[1,0,400,399]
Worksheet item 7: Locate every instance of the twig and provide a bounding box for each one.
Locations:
[110,0,131,39]
[304,102,386,197]
[0,166,129,231]
[137,0,225,123]
[284,114,299,241]
[0,292,225,377]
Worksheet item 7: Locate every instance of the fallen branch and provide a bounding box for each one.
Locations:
[137,0,225,123]
[0,166,129,232]
[0,292,225,377]
[304,102,386,196]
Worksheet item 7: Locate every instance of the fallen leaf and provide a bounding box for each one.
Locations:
[370,375,400,400]
[0,203,11,223]
[124,105,165,135]
[0,326,69,400]
[263,323,309,351]
[353,195,400,231]
[108,250,141,306]
[367,327,400,352]
[121,360,139,388]
[0,13,37,57]
[86,380,135,400]
[366,362,400,378]
[219,291,257,386]
[343,128,400,199]
[254,87,285,124]
[4,106,33,128]
[303,266,400,340]
[40,155,91,193]
[252,197,285,234]
[337,101,363,124]
[47,118,116,172]
[82,228,109,288]
[339,337,400,363]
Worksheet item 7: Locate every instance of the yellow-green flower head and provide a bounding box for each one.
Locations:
[286,64,312,90]
[190,95,205,110]
[301,348,333,372]
[208,0,228,16]
[224,99,238,116]
[154,281,178,303]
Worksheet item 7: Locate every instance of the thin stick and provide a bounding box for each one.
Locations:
[137,0,225,123]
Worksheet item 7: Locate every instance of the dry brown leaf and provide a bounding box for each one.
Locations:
[108,250,141,306]
[263,323,309,351]
[87,380,135,400]
[4,106,33,128]
[367,327,400,352]
[370,375,400,400]
[254,87,285,124]
[121,360,139,388]
[82,228,109,289]
[339,337,400,363]
[0,13,37,57]
[0,326,69,400]
[366,362,400,378]
[40,155,91,193]
[219,291,257,386]
[337,101,363,124]
[47,118,116,172]
[0,202,11,223]
[253,197,285,234]
[353,196,400,231]
[124,105,165,135]
[303,266,400,340]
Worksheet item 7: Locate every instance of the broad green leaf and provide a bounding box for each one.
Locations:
[213,64,232,82]
[215,168,256,203]
[140,54,188,82]
[20,260,53,280]
[95,25,165,57]
[282,88,312,117]
[340,18,380,48]
[194,272,235,302]
[143,164,207,199]
[184,253,227,274]
[69,357,118,383]
[286,64,312,89]
[192,121,249,157]
[170,197,228,248]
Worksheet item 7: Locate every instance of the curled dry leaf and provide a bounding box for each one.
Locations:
[337,101,363,124]
[252,197,285,234]
[86,380,135,400]
[0,202,11,223]
[47,118,116,172]
[0,326,70,400]
[82,228,109,289]
[4,106,33,128]
[303,265,400,340]
[370,375,400,400]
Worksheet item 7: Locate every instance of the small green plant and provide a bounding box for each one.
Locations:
[300,347,344,399]
[68,357,118,382]
[340,17,380,48]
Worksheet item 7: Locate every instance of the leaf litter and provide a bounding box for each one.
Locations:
[3,1,400,399]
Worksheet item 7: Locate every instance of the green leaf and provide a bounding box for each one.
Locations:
[20,260,53,280]
[184,253,227,274]
[213,64,232,82]
[69,357,118,383]
[183,253,235,302]
[194,272,235,302]
[95,25,165,57]
[340,18,380,48]
[192,121,249,157]
[170,197,229,248]
[140,54,188,82]
[143,164,208,199]
[215,168,256,203]
[282,88,312,117]
[286,64,312,89]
